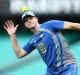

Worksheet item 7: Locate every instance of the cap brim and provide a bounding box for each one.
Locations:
[23,15,34,23]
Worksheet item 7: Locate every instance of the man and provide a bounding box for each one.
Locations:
[4,11,78,75]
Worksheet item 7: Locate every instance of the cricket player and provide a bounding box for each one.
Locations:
[4,11,79,75]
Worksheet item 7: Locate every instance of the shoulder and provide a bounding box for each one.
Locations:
[41,20,64,26]
[40,20,54,27]
[42,20,54,24]
[40,20,64,31]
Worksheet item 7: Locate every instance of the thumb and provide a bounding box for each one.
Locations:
[15,24,19,28]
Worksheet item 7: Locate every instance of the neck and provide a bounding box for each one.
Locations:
[30,23,40,35]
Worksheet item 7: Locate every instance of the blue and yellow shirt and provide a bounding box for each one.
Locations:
[23,20,76,72]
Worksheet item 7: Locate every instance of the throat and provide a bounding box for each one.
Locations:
[30,24,40,35]
[34,29,39,35]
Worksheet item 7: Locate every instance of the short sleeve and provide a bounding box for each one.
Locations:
[52,20,64,30]
[23,41,35,53]
[41,20,64,31]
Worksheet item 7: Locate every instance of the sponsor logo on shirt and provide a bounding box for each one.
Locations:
[38,43,47,53]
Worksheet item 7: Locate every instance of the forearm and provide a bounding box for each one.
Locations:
[10,34,22,57]
[4,20,27,58]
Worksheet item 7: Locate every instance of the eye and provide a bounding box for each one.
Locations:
[25,17,33,22]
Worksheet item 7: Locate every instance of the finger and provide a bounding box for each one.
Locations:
[5,20,14,28]
[15,24,19,28]
[3,25,8,30]
[10,20,14,26]
[5,22,9,28]
[7,20,12,27]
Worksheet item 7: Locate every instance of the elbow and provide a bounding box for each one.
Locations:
[16,52,28,59]
[16,55,22,59]
[15,52,23,58]
[15,49,28,59]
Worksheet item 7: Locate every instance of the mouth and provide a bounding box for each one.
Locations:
[25,24,33,28]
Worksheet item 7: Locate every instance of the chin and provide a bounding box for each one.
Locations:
[28,26,35,29]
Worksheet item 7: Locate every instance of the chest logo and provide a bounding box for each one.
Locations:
[38,43,46,53]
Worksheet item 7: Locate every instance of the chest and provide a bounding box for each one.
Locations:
[31,33,54,53]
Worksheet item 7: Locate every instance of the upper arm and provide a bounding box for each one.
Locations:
[64,21,74,29]
[64,21,80,30]
[17,40,35,58]
[52,20,64,30]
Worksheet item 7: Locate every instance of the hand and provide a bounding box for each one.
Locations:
[4,20,18,36]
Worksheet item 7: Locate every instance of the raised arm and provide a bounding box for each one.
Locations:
[4,20,27,58]
[64,21,80,30]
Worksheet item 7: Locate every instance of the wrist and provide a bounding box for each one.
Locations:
[10,34,16,37]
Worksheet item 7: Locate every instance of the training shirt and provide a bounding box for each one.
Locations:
[23,20,76,72]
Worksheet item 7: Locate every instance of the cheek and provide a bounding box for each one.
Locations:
[24,23,28,27]
[24,22,28,25]
[32,20,37,25]
[32,18,37,22]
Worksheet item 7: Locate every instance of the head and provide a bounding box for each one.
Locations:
[22,11,38,29]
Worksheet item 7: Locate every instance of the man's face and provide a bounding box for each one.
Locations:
[24,16,38,29]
